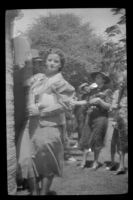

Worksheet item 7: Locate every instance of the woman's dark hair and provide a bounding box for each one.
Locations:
[45,48,65,71]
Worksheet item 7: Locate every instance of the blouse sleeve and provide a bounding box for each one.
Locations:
[27,87,37,112]
[29,73,45,90]
[51,78,75,110]
[27,73,45,112]
[39,77,75,117]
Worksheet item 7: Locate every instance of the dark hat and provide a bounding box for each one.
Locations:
[32,57,43,62]
[31,49,43,62]
[90,71,111,84]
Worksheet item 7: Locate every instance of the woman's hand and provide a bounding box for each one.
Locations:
[89,97,101,105]
[70,99,88,106]
[110,103,118,110]
[29,105,39,116]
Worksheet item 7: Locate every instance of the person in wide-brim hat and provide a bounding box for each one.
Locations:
[79,70,112,170]
[90,71,111,85]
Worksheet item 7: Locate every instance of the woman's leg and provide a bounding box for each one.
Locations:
[92,148,100,169]
[110,146,115,165]
[107,127,118,170]
[111,128,117,163]
[40,175,54,195]
[90,118,108,169]
[80,149,89,168]
[28,177,38,195]
[115,151,126,174]
[116,119,127,174]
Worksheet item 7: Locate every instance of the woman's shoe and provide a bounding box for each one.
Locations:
[67,157,77,162]
[72,143,78,148]
[91,163,99,170]
[79,164,86,169]
[79,161,86,168]
[106,164,117,171]
[115,168,126,175]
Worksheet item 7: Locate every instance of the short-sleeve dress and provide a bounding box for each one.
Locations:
[16,72,75,181]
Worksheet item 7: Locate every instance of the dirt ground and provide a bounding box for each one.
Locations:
[17,118,128,195]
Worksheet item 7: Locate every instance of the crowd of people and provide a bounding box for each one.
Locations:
[16,48,128,195]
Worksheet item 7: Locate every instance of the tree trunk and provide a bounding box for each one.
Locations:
[6,11,17,195]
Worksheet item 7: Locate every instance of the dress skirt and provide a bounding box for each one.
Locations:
[111,116,128,153]
[79,116,108,151]
[31,124,64,178]
[17,117,64,181]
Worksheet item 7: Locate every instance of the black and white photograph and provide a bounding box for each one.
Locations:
[6,8,127,195]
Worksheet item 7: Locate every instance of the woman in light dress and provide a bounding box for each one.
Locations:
[17,49,87,195]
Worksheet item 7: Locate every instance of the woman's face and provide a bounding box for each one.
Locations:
[95,74,105,88]
[45,53,61,75]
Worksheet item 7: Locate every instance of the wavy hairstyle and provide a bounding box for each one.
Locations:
[44,48,65,71]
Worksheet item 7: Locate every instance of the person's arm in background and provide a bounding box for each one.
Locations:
[27,86,40,116]
[89,89,112,110]
[110,89,119,111]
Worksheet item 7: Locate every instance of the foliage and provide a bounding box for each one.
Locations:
[26,13,104,88]
[26,11,126,90]
[111,8,126,24]
[101,8,126,90]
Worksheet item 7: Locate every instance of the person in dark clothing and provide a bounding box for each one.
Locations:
[73,83,98,148]
[79,72,112,169]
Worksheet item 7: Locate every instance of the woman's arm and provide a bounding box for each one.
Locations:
[98,98,111,110]
[27,74,46,116]
[89,89,112,110]
[27,90,40,116]
[70,99,88,106]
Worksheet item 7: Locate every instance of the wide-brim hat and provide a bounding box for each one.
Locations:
[90,71,111,84]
